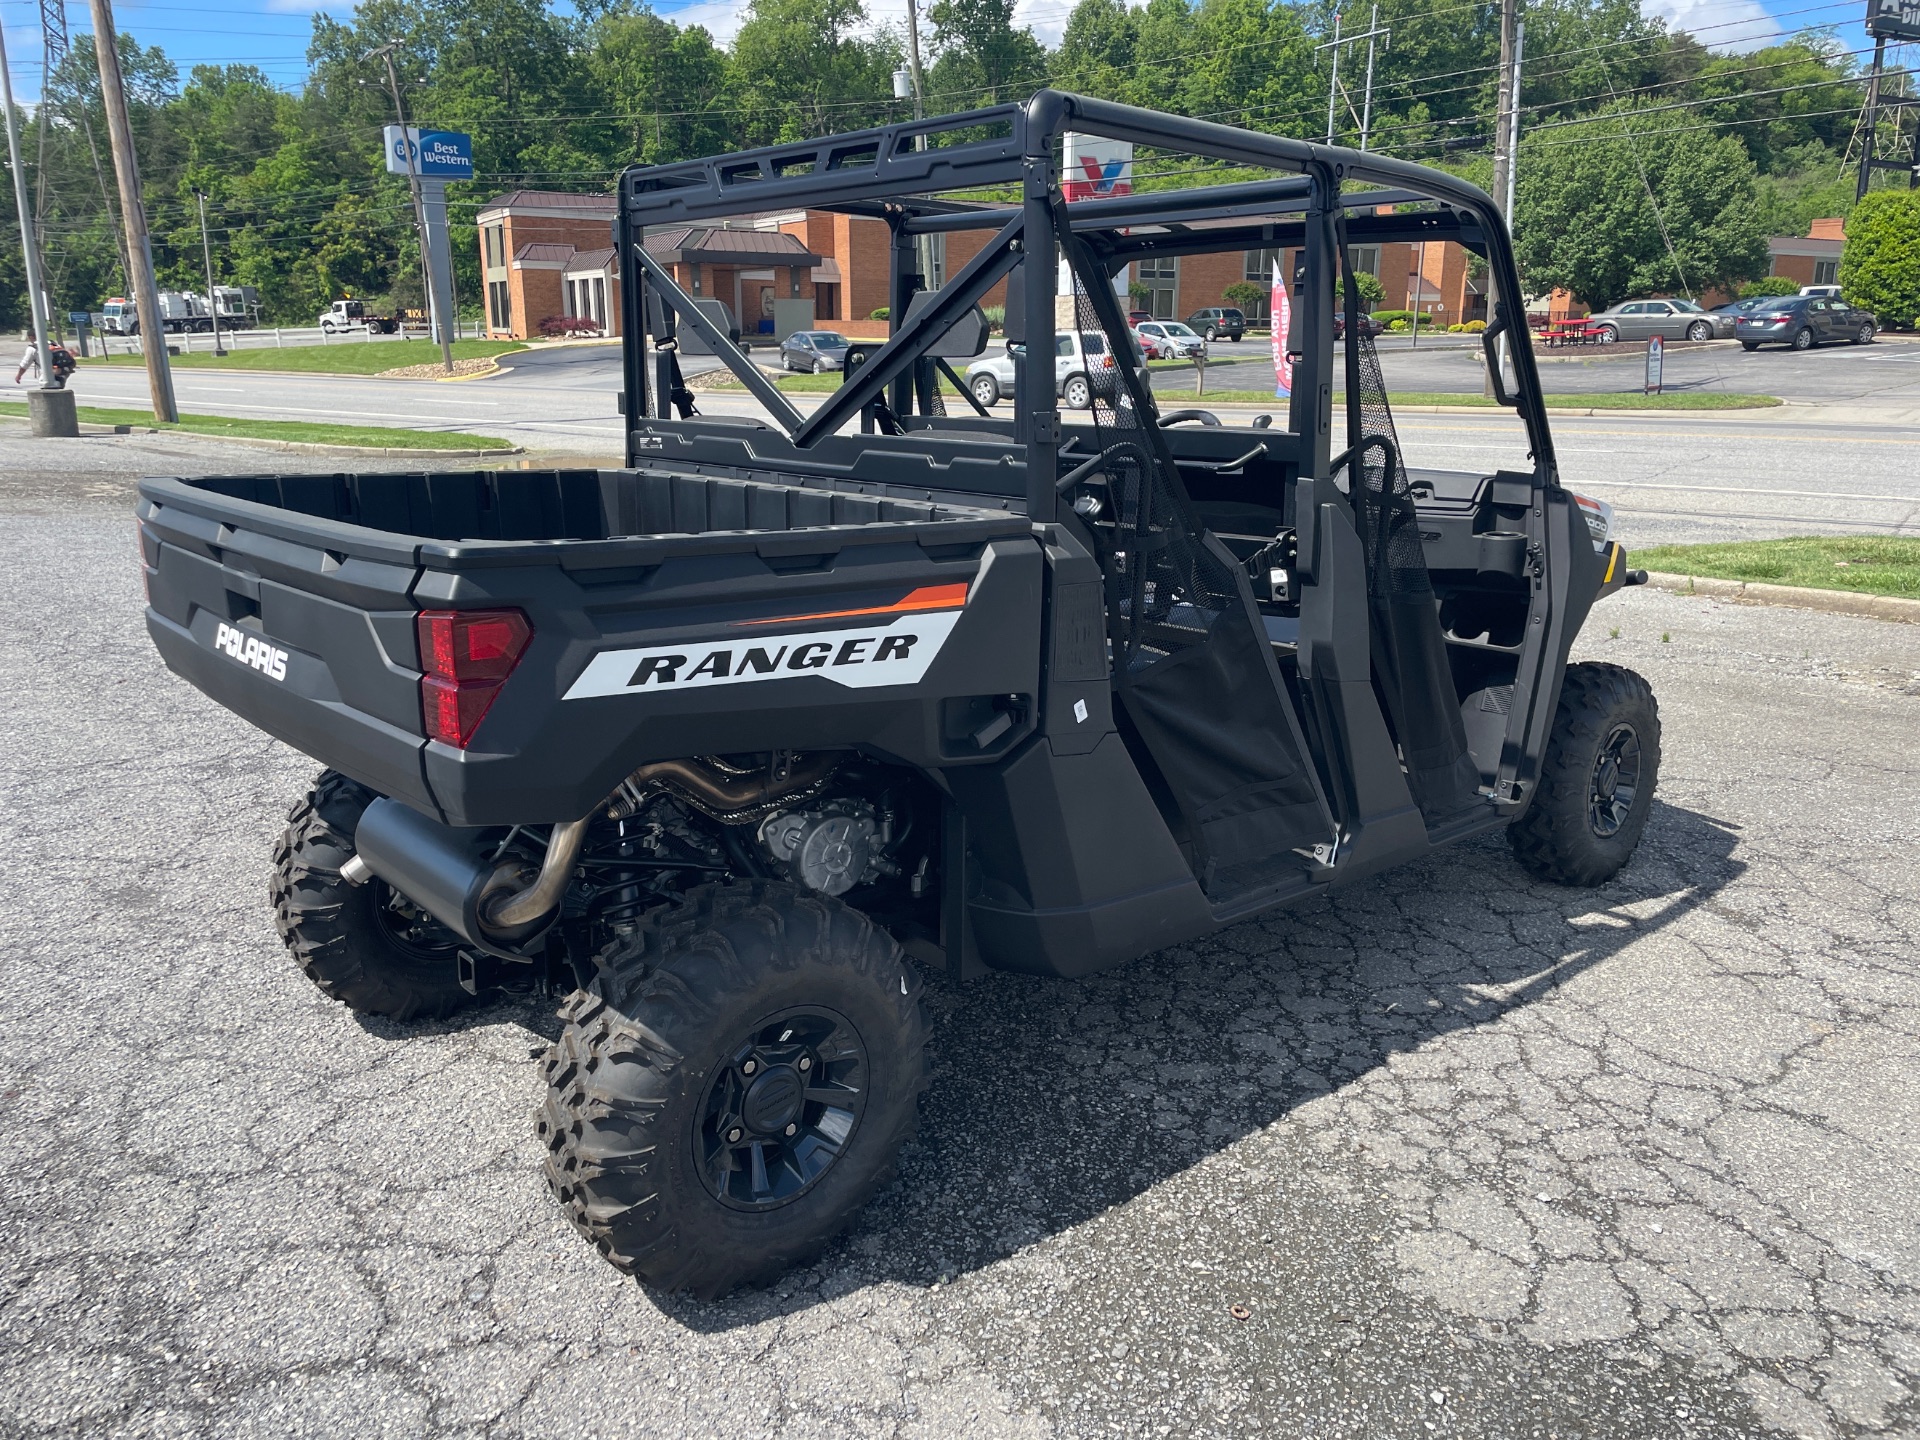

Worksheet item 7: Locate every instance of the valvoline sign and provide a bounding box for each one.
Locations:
[383,125,474,181]
[1061,134,1132,202]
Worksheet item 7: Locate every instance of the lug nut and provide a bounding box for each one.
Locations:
[785,1124,798,1137]
[742,1059,758,1075]
[727,1127,743,1143]
[798,1056,811,1072]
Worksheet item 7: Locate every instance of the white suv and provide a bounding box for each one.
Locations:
[965,331,1118,409]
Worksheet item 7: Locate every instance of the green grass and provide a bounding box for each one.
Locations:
[77,338,525,376]
[0,401,510,451]
[1632,537,1920,599]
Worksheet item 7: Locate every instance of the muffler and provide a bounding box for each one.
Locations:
[350,799,588,957]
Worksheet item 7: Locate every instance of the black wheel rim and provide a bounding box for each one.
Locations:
[695,1006,868,1211]
[369,878,461,960]
[1588,722,1642,839]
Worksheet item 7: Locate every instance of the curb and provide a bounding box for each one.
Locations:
[1641,570,1920,625]
[430,360,504,383]
[51,421,519,459]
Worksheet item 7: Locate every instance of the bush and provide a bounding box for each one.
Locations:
[1464,319,1487,333]
[869,307,890,321]
[538,314,601,338]
[1447,323,1466,333]
[1334,271,1387,309]
[981,304,1005,334]
[1222,280,1267,315]
[1738,276,1800,300]
[1841,191,1920,327]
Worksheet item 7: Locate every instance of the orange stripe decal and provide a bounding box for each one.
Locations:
[738,582,970,627]
[1604,544,1619,585]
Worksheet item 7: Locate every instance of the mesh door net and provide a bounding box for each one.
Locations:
[1343,270,1483,821]
[1064,265,1330,881]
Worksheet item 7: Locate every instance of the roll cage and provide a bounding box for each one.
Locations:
[614,89,1558,519]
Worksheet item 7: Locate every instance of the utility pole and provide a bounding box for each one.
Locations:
[1359,4,1391,151]
[2,21,58,397]
[88,0,176,421]
[904,0,926,121]
[1495,21,1525,392]
[369,42,453,372]
[1857,36,1887,202]
[193,189,225,356]
[1321,11,1343,144]
[1490,0,1520,228]
[35,0,66,341]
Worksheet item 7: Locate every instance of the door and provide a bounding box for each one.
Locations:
[1648,302,1683,339]
[1055,333,1077,387]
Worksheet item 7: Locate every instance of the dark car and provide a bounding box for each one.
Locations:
[1713,297,1772,319]
[1735,296,1877,351]
[778,330,852,372]
[1333,312,1385,339]
[1185,307,1246,341]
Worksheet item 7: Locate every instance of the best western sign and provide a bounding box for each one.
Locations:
[383,126,474,181]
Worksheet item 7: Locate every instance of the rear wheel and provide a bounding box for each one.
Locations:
[1594,324,1619,345]
[538,881,929,1297]
[1740,341,1760,352]
[1686,321,1711,342]
[1062,373,1092,410]
[1792,326,1815,350]
[1509,663,1661,887]
[269,771,474,1020]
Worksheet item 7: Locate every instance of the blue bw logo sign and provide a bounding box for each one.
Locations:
[383,126,474,181]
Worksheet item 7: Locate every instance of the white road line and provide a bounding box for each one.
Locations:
[1566,480,1919,503]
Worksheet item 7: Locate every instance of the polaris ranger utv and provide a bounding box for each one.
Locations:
[137,93,1657,1297]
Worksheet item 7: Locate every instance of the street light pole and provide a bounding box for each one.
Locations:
[0,19,56,389]
[193,189,226,356]
[368,42,453,372]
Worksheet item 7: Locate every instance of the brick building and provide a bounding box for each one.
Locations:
[1767,218,1845,290]
[476,191,621,339]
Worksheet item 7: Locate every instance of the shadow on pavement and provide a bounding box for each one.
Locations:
[656,797,1742,1329]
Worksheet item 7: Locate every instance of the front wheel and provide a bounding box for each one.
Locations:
[970,373,1000,407]
[1686,321,1711,342]
[1792,326,1815,350]
[1062,374,1092,410]
[269,771,474,1020]
[812,357,824,374]
[538,882,929,1297]
[1855,323,1876,345]
[1509,663,1661,887]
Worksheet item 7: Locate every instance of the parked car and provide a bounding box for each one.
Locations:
[1735,295,1877,351]
[778,330,852,373]
[1185,307,1246,342]
[1584,298,1733,344]
[1127,309,1155,325]
[1133,320,1207,359]
[1131,325,1175,360]
[1712,298,1771,319]
[1332,312,1385,339]
[965,330,1117,408]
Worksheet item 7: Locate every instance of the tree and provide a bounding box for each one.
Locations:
[1514,103,1768,311]
[1334,271,1386,309]
[1052,0,1138,100]
[926,0,1047,107]
[1841,191,1920,329]
[728,0,899,146]
[1223,280,1266,314]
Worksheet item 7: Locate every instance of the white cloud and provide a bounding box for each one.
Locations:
[1641,0,1783,53]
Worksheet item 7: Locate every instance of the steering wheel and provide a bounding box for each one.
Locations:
[1159,409,1222,428]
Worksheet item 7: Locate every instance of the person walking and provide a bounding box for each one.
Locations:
[14,330,41,385]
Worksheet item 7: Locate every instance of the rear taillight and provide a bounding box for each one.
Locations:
[416,608,532,748]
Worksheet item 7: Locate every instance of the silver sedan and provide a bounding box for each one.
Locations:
[1584,298,1734,344]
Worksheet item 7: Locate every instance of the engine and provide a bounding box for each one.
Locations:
[757,800,896,897]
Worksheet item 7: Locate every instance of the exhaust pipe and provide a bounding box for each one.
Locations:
[351,799,588,956]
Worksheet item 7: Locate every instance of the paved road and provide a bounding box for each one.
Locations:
[3,433,1919,1438]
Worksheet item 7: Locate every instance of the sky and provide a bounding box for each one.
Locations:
[0,0,1888,108]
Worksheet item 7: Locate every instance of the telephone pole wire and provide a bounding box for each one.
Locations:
[87,0,177,421]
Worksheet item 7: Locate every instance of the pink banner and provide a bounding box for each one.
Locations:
[1271,260,1292,399]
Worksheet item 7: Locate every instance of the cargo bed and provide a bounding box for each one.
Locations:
[138,467,1041,826]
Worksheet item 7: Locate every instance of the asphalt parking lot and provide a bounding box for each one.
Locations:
[3,435,1918,1438]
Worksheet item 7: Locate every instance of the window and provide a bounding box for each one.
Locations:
[814,282,838,321]
[1349,244,1380,277]
[1813,258,1838,286]
[487,280,510,332]
[484,225,505,268]
[1137,255,1178,319]
[922,234,948,289]
[592,277,607,326]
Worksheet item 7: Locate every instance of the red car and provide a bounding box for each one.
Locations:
[1333,312,1385,339]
